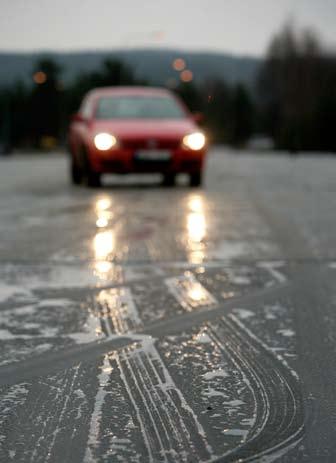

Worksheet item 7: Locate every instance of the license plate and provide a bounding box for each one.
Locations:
[135,150,171,161]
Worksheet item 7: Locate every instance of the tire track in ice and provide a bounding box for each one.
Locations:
[84,356,111,463]
[206,316,304,462]
[111,339,213,462]
[94,286,142,335]
[85,287,214,462]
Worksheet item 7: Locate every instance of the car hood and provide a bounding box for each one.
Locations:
[91,119,198,139]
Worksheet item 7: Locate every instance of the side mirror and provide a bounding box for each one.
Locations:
[71,113,86,123]
[192,112,204,124]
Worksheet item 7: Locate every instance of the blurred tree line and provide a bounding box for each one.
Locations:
[0,57,255,151]
[0,58,142,151]
[258,24,336,152]
[0,23,335,153]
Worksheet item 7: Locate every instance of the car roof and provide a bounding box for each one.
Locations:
[86,86,174,99]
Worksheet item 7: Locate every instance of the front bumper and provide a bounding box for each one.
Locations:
[89,148,207,174]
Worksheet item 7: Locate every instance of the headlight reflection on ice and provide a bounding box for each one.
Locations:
[96,197,111,211]
[187,212,206,243]
[185,195,207,264]
[93,230,115,260]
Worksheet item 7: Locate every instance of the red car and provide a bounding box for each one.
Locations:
[68,87,207,187]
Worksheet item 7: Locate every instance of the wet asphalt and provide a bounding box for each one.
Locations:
[0,148,336,462]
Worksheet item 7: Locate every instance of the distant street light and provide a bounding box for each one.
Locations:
[33,71,47,84]
[180,69,193,82]
[172,58,186,71]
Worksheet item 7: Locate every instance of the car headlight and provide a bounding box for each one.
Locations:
[183,132,206,151]
[94,133,117,151]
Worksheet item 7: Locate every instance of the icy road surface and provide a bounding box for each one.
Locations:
[1,148,336,462]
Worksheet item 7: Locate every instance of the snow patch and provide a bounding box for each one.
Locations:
[195,332,212,344]
[0,283,32,303]
[223,428,248,437]
[203,369,229,380]
[277,329,295,337]
[233,308,254,319]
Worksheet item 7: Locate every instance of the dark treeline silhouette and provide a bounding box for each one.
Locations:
[0,23,335,153]
[0,57,254,151]
[0,58,143,151]
[257,24,336,152]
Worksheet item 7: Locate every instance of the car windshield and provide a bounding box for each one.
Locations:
[95,95,186,120]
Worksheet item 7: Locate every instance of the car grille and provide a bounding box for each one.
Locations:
[121,138,180,150]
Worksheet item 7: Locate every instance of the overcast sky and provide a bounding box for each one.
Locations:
[1,0,336,56]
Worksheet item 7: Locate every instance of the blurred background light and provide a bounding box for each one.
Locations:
[93,230,115,260]
[96,198,111,211]
[180,69,193,82]
[96,217,109,228]
[33,71,47,84]
[173,58,186,71]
